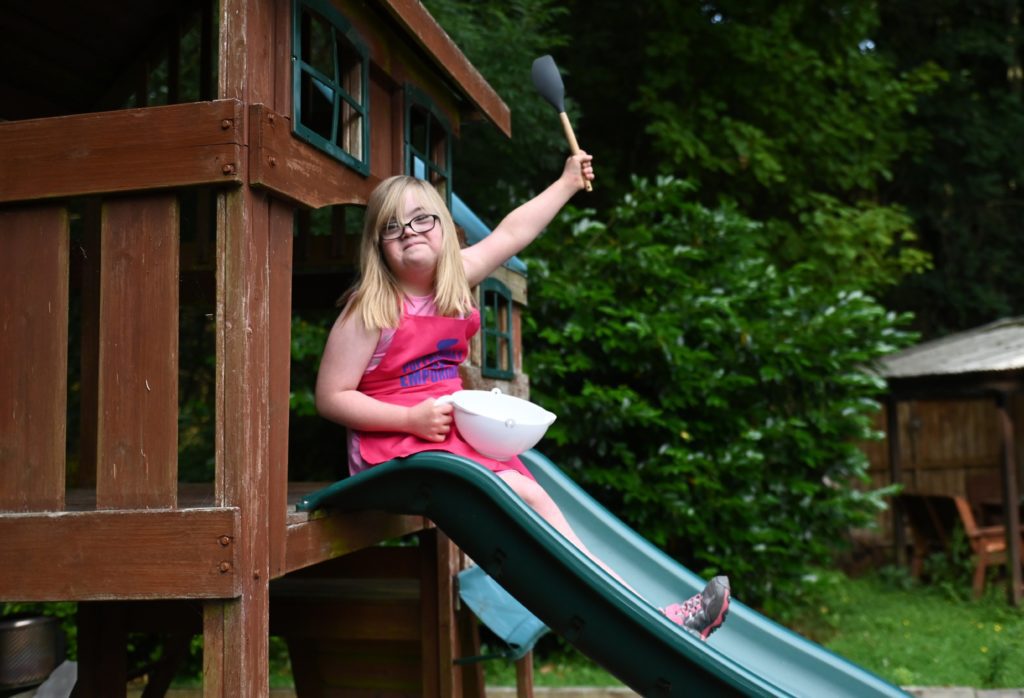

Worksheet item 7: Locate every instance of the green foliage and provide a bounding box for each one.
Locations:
[289,315,329,418]
[524,177,915,605]
[421,0,573,219]
[287,311,350,481]
[628,1,942,292]
[795,571,1024,688]
[876,1,1024,336]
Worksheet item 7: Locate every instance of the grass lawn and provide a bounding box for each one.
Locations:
[483,567,1024,689]
[791,569,1024,688]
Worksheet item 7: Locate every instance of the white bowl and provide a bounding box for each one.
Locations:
[437,389,556,461]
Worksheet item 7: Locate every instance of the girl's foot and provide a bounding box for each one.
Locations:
[662,575,730,640]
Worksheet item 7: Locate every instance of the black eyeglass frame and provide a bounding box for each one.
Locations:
[380,213,440,241]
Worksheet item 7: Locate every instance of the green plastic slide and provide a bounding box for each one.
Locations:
[298,450,909,697]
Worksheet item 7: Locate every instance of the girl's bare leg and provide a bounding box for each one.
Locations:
[495,469,730,640]
[496,470,638,594]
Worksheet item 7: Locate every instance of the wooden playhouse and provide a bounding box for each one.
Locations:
[0,0,534,695]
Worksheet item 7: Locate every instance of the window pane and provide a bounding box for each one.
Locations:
[338,97,362,160]
[485,334,498,370]
[430,123,447,170]
[300,72,334,140]
[499,336,510,371]
[302,9,335,77]
[179,18,202,102]
[338,31,361,99]
[409,105,429,157]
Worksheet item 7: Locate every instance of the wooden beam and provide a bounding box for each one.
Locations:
[97,195,180,509]
[0,100,245,204]
[0,508,240,601]
[0,205,69,512]
[281,510,429,576]
[249,104,380,209]
[272,598,420,642]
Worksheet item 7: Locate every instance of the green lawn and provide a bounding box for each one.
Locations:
[11,566,1021,691]
[483,568,1024,689]
[793,569,1024,688]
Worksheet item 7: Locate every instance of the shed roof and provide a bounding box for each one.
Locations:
[879,317,1024,379]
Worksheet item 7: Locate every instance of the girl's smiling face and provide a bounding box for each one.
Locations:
[380,189,444,295]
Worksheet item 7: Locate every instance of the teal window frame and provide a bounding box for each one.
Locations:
[404,85,453,208]
[292,0,370,174]
[480,278,515,380]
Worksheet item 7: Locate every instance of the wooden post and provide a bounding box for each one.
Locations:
[996,391,1022,606]
[886,397,906,566]
[0,205,69,512]
[267,199,294,579]
[515,652,536,698]
[203,0,280,693]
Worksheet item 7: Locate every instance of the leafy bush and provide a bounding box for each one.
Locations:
[523,176,916,606]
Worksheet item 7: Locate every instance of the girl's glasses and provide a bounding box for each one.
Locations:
[380,214,439,240]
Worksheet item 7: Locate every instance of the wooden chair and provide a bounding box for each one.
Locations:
[897,493,1022,597]
[966,471,1004,526]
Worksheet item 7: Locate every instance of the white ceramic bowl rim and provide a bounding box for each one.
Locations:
[439,389,556,426]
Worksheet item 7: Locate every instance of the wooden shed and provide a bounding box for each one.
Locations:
[0,0,532,695]
[859,317,1024,604]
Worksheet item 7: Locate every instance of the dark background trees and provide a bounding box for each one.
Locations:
[422,0,1023,606]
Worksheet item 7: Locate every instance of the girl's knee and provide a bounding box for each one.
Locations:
[498,471,552,510]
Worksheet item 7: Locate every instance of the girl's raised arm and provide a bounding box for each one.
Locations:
[462,151,593,287]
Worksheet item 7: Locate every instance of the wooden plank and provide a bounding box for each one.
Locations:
[419,529,441,698]
[0,100,244,204]
[377,0,511,137]
[434,532,460,697]
[285,638,422,694]
[202,601,228,698]
[282,511,429,575]
[0,205,69,512]
[0,508,240,601]
[96,195,180,509]
[268,200,294,579]
[249,103,380,209]
[272,598,420,641]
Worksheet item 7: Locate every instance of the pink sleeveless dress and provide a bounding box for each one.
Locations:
[348,298,534,480]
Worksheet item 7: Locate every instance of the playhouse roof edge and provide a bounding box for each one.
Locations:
[376,0,512,138]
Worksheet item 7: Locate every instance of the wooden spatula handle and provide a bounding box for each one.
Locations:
[559,112,593,192]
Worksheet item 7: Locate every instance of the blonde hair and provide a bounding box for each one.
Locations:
[342,176,473,330]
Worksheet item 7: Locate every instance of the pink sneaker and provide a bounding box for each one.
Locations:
[662,575,730,640]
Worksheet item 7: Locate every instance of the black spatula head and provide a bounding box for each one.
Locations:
[531,54,565,113]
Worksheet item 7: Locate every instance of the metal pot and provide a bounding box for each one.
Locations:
[0,615,63,691]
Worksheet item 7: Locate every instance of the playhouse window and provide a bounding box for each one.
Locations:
[405,86,452,207]
[293,0,369,174]
[480,279,515,380]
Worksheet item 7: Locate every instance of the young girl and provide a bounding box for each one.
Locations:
[315,153,730,640]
